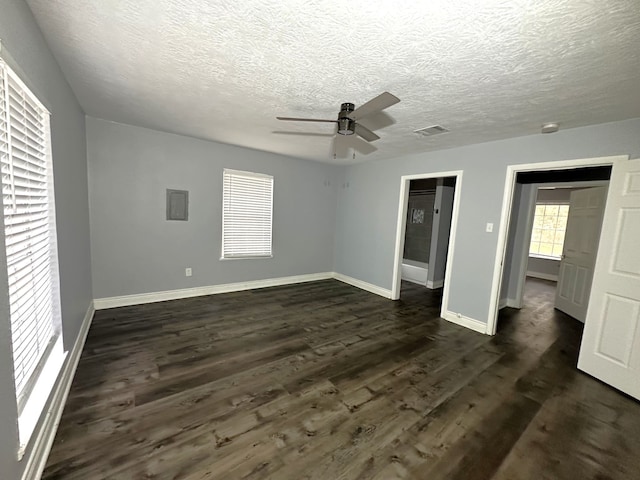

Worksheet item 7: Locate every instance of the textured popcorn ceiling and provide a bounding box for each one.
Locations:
[25,0,640,164]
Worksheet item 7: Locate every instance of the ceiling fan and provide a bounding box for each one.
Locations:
[276,92,400,143]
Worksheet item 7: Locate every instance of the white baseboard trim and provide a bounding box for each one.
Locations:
[94,271,396,311]
[333,273,393,299]
[93,272,335,309]
[400,263,428,285]
[22,302,95,480]
[426,279,444,289]
[441,310,488,334]
[526,271,558,282]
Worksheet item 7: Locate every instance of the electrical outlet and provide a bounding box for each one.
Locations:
[185,267,192,277]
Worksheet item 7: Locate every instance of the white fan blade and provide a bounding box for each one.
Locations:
[349,92,400,120]
[276,117,338,123]
[273,131,335,137]
[354,123,380,142]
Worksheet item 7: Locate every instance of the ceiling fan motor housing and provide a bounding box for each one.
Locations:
[338,103,355,135]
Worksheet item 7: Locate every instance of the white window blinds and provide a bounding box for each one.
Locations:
[222,169,273,259]
[0,59,61,409]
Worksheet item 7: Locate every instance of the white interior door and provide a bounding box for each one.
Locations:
[578,159,640,400]
[555,186,607,321]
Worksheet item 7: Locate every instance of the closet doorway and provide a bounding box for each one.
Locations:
[391,171,462,321]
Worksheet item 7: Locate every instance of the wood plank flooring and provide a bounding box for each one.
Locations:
[43,278,640,479]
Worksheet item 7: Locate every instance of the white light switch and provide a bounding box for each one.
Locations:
[486,223,494,233]
[185,267,192,277]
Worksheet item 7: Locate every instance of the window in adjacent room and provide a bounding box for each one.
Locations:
[221,168,273,259]
[1,58,64,456]
[529,203,570,259]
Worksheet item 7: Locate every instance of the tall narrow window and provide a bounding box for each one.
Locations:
[529,203,569,258]
[222,169,273,259]
[1,59,62,452]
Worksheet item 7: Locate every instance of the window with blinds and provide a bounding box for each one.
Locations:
[222,169,273,259]
[0,59,61,412]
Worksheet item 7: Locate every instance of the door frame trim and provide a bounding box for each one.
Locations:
[487,155,628,335]
[391,170,463,324]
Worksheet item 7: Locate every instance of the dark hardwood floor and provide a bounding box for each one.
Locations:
[43,278,640,479]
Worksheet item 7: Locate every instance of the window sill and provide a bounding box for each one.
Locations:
[17,337,66,460]
[220,255,274,261]
[529,253,561,261]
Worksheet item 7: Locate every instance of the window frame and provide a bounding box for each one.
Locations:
[0,57,65,457]
[221,168,274,260]
[528,202,570,260]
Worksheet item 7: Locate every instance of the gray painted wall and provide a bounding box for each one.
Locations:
[527,256,560,279]
[334,117,640,323]
[500,183,536,306]
[0,2,92,479]
[500,182,523,303]
[403,191,435,263]
[87,117,340,299]
[536,187,575,204]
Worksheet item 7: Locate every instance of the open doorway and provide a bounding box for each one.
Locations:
[496,166,612,332]
[391,171,462,322]
[489,155,640,400]
[401,177,456,292]
[486,157,625,335]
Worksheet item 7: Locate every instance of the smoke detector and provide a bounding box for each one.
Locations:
[541,122,559,134]
[414,125,449,137]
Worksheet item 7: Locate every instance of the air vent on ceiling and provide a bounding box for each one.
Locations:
[414,125,449,137]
